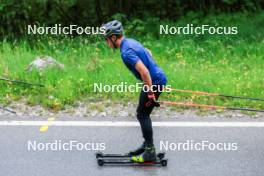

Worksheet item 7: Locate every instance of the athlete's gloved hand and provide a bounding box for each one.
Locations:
[145,91,160,107]
[147,91,156,101]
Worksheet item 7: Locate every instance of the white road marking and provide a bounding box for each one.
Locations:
[0,121,263,127]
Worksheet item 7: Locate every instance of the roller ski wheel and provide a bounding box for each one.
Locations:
[97,158,104,166]
[161,159,168,166]
[157,152,165,160]
[95,152,103,159]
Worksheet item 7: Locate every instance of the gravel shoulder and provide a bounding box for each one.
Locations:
[0,100,263,121]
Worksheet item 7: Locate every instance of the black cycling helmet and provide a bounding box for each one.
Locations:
[102,20,123,38]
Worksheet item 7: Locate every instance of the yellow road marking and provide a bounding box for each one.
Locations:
[39,117,56,132]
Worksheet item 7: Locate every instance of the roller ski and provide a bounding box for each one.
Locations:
[96,144,168,166]
[96,152,167,167]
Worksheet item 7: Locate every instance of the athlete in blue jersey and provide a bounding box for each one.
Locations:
[102,20,167,162]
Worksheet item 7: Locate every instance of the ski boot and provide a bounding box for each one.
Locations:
[131,144,156,163]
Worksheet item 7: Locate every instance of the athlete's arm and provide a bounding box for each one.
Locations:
[135,60,155,100]
[135,60,152,87]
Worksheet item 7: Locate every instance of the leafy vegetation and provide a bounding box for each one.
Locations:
[1,0,263,37]
[0,11,263,111]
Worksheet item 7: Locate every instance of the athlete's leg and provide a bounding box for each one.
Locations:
[136,88,162,145]
[131,87,162,161]
[129,90,153,156]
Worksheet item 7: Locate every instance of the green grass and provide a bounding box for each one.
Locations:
[0,12,264,111]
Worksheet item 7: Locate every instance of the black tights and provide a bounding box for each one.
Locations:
[136,88,162,145]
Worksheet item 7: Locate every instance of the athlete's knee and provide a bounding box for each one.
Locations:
[137,113,143,121]
[137,113,150,121]
[136,107,144,119]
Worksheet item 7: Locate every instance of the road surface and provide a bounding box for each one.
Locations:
[0,117,263,176]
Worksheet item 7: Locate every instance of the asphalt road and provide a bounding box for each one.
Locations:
[0,122,264,176]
